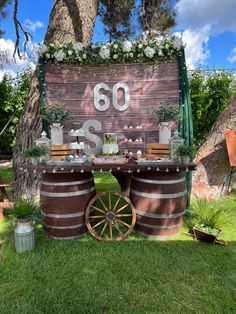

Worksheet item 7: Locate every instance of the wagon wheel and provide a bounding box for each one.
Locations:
[85,191,136,241]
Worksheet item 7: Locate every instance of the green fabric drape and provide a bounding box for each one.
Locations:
[178,50,194,215]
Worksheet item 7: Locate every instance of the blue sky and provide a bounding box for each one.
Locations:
[1,0,236,78]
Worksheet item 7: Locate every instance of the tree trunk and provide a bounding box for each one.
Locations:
[191,95,236,199]
[13,0,98,198]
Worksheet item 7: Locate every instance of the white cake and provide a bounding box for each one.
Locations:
[102,143,119,154]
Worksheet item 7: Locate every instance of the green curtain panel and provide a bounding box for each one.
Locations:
[178,50,194,215]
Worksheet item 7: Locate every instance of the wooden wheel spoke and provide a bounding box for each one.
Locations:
[116,203,130,214]
[91,205,106,215]
[116,218,131,229]
[100,222,108,237]
[89,215,106,219]
[113,194,122,212]
[114,223,123,235]
[92,218,106,229]
[109,223,113,240]
[97,195,109,211]
[108,192,111,210]
[116,213,133,217]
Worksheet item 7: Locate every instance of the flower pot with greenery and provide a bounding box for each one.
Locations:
[175,144,196,163]
[23,146,49,164]
[190,198,228,245]
[154,104,180,144]
[42,105,70,145]
[5,198,40,253]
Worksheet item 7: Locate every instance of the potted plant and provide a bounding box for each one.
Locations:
[175,144,196,162]
[190,198,228,245]
[154,104,180,144]
[5,197,40,253]
[42,105,70,145]
[23,146,49,164]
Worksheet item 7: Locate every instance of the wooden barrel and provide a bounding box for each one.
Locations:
[40,172,96,239]
[130,171,186,239]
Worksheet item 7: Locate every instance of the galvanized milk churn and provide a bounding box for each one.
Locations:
[14,220,35,253]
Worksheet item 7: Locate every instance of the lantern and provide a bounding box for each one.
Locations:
[169,131,185,161]
[35,131,52,161]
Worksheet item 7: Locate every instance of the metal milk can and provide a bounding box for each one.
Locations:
[14,220,35,253]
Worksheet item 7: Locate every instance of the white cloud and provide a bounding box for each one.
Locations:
[176,0,236,33]
[175,25,211,69]
[24,19,44,32]
[0,38,35,81]
[175,0,236,69]
[228,46,236,63]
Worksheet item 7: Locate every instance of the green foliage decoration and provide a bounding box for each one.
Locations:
[42,105,70,124]
[189,69,236,147]
[23,146,49,158]
[4,197,39,220]
[175,144,196,159]
[190,198,229,230]
[154,104,180,122]
[37,36,184,66]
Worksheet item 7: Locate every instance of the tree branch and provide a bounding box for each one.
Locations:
[13,0,32,60]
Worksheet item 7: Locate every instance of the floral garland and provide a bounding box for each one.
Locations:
[37,35,184,66]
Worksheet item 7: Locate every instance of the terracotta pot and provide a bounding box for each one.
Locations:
[224,130,236,166]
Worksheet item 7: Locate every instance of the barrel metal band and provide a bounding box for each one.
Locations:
[41,211,85,219]
[136,209,185,219]
[130,189,187,199]
[41,178,93,186]
[136,230,179,239]
[49,232,87,240]
[136,220,182,229]
[43,222,86,230]
[132,176,185,185]
[40,186,96,197]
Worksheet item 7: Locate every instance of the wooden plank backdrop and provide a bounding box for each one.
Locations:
[44,62,179,152]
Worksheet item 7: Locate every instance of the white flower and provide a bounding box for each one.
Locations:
[54,50,65,62]
[82,54,87,59]
[99,46,110,60]
[49,43,55,47]
[38,44,48,55]
[138,43,143,49]
[142,38,148,45]
[46,53,51,59]
[158,50,163,56]
[91,44,96,49]
[68,50,73,56]
[113,43,118,49]
[129,52,134,58]
[113,54,118,59]
[144,46,155,58]
[172,37,183,50]
[123,40,132,52]
[73,42,84,53]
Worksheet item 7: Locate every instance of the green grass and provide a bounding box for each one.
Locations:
[0,168,236,314]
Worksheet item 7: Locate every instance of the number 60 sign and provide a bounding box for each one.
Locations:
[93,82,130,112]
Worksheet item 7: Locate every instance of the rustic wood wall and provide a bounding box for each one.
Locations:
[44,62,179,152]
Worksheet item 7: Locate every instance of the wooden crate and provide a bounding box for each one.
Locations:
[146,143,170,159]
[51,144,72,160]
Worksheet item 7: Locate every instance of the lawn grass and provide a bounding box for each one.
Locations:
[0,168,236,314]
